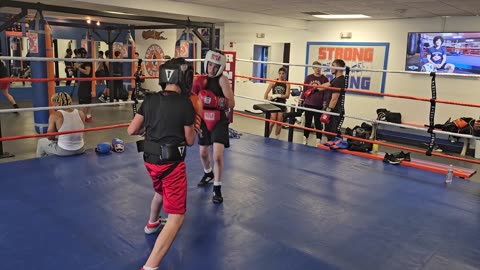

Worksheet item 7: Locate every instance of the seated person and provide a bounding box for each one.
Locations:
[36,92,86,157]
[426,36,455,73]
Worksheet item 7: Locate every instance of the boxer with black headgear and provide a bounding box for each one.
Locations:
[195,49,235,204]
[128,57,201,270]
[159,57,194,95]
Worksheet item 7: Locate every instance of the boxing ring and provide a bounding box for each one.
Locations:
[2,134,480,270]
[2,45,480,270]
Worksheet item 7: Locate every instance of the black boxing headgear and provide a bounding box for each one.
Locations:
[159,57,194,95]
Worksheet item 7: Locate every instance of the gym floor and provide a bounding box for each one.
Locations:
[1,102,480,270]
[1,99,480,182]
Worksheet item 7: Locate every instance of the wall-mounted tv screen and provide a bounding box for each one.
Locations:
[405,32,480,74]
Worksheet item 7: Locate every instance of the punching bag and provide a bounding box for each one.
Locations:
[29,14,49,134]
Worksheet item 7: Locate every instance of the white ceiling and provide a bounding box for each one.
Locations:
[174,0,480,20]
[2,0,480,28]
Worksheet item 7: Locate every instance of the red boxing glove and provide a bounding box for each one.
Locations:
[304,88,314,98]
[320,113,331,124]
[198,89,228,110]
[320,107,333,124]
[192,75,207,95]
[189,93,203,133]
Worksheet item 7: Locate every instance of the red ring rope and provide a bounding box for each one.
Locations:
[233,111,480,166]
[235,74,480,109]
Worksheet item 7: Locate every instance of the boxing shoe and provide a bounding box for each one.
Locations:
[13,104,19,114]
[144,217,167,234]
[198,171,214,187]
[141,266,158,270]
[392,151,411,162]
[383,153,401,165]
[212,185,223,204]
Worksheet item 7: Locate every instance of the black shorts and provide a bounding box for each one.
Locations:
[272,98,287,112]
[78,85,92,104]
[198,117,230,148]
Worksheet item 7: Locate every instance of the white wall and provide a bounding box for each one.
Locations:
[134,29,176,92]
[224,23,307,112]
[225,16,480,129]
[306,16,480,128]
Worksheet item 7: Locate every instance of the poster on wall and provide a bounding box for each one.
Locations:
[113,42,128,58]
[175,40,190,57]
[223,51,236,123]
[306,42,390,94]
[144,44,165,77]
[28,32,38,53]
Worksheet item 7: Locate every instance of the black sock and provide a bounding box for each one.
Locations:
[13,104,19,108]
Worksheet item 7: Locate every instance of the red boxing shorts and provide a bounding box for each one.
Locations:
[144,161,187,214]
[0,80,9,90]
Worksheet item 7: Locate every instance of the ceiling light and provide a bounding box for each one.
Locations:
[313,14,371,19]
[105,11,136,16]
[96,21,100,26]
[86,19,91,24]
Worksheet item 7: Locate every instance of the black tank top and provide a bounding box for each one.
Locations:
[206,76,224,97]
[272,81,287,103]
[206,76,228,120]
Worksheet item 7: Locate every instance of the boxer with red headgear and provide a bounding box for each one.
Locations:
[196,50,235,204]
[128,57,198,270]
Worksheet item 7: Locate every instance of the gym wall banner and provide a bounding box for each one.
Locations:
[113,42,128,58]
[305,42,390,94]
[28,32,38,53]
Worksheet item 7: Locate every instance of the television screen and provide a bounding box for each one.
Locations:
[405,32,480,74]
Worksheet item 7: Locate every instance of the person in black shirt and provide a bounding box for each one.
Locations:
[0,56,19,112]
[64,48,74,86]
[74,48,93,122]
[263,67,291,139]
[112,50,125,101]
[127,57,199,270]
[318,59,346,141]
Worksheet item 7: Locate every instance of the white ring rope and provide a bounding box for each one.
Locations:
[0,100,141,114]
[0,56,205,63]
[236,58,480,79]
[235,94,480,140]
[0,92,477,141]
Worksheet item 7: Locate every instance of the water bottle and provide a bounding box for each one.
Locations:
[445,165,454,184]
[372,143,379,155]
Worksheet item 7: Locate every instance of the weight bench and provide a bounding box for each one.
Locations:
[283,107,303,142]
[253,103,282,137]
